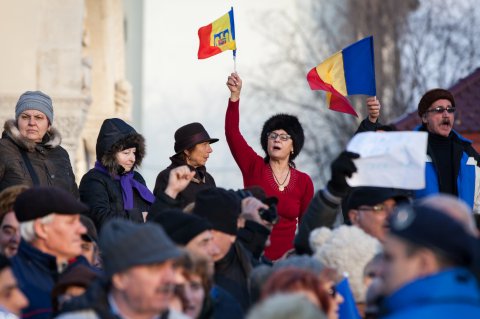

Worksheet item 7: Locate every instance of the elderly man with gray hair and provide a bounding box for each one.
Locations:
[10,187,87,319]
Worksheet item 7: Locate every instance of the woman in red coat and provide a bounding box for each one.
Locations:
[225,73,314,261]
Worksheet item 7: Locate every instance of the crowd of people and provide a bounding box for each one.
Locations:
[0,72,479,319]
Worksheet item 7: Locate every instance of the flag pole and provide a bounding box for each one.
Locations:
[231,6,236,73]
[233,50,237,73]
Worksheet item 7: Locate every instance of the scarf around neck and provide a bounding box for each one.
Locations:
[94,161,155,210]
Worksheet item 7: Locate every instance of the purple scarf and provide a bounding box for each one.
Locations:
[94,161,155,210]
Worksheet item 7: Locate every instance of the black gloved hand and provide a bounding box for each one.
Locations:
[326,151,359,197]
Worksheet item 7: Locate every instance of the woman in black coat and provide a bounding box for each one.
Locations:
[79,118,154,230]
[153,122,218,208]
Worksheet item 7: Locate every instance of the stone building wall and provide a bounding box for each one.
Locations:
[0,0,132,182]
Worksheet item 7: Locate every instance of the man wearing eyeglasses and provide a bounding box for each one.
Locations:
[416,89,480,214]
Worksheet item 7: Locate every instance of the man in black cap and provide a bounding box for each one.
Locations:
[150,209,219,272]
[58,218,183,319]
[11,187,88,319]
[415,89,479,214]
[379,203,480,318]
[193,187,257,312]
[345,187,409,242]
[150,209,244,319]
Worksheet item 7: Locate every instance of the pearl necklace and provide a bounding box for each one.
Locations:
[270,164,290,191]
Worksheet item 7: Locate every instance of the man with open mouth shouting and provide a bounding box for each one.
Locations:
[416,88,480,215]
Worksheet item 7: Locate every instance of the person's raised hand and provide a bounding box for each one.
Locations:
[326,151,359,197]
[164,165,195,199]
[227,72,242,102]
[366,96,381,123]
[239,196,272,230]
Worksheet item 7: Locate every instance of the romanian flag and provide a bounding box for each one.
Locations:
[307,36,376,117]
[198,8,236,59]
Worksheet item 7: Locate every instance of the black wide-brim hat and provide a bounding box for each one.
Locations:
[173,122,219,154]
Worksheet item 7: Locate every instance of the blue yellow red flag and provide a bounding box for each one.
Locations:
[198,8,236,59]
[306,36,376,117]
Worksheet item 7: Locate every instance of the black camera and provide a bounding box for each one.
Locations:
[259,203,279,225]
[235,189,279,225]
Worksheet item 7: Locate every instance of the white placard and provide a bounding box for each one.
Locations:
[346,132,428,189]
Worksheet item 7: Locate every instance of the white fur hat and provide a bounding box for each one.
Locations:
[310,225,382,302]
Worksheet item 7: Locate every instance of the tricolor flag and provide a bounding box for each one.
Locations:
[198,8,236,59]
[307,36,376,117]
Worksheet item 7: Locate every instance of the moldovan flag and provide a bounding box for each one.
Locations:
[307,36,376,117]
[198,8,236,59]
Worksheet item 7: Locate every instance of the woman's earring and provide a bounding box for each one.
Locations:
[291,150,294,155]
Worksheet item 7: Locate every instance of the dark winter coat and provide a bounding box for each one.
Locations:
[0,119,78,197]
[214,241,254,312]
[414,125,480,213]
[208,285,244,319]
[153,155,216,208]
[57,279,120,319]
[294,189,342,255]
[11,240,60,319]
[79,118,151,231]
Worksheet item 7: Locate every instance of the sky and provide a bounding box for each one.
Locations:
[140,0,298,190]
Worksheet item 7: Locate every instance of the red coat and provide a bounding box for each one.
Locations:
[225,99,314,260]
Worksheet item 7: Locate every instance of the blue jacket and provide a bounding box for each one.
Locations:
[380,268,480,319]
[11,240,59,319]
[414,126,480,213]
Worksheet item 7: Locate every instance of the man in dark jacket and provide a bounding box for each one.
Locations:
[149,166,271,265]
[11,187,88,319]
[58,219,182,319]
[379,203,480,318]
[193,187,263,312]
[151,209,244,319]
[0,91,78,197]
[294,151,410,254]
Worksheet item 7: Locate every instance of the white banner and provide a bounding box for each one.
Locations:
[346,131,428,189]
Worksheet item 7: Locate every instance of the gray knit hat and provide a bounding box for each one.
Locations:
[15,91,54,124]
[99,219,183,278]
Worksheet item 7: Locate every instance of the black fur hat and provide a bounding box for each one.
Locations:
[260,114,304,165]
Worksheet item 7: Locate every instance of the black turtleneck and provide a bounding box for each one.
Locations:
[428,132,457,195]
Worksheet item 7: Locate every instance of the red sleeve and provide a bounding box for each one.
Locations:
[299,174,314,221]
[225,98,262,175]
